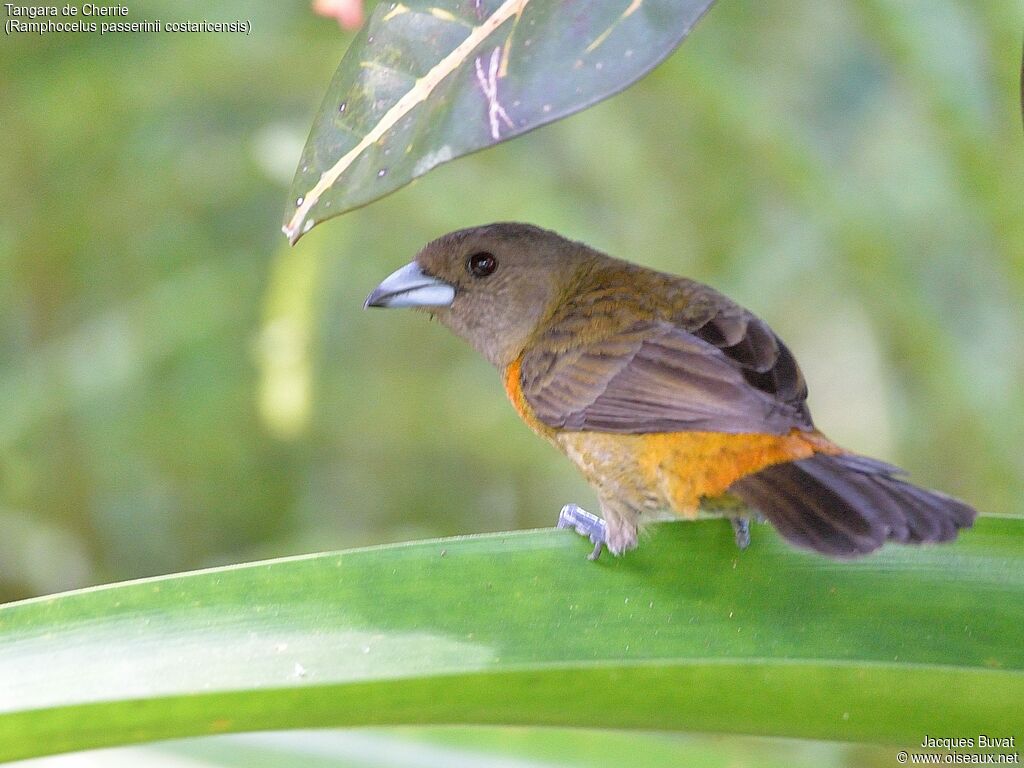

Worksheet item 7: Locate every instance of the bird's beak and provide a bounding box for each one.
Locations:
[364,261,455,309]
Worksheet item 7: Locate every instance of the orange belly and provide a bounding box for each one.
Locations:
[560,428,839,516]
[503,358,840,517]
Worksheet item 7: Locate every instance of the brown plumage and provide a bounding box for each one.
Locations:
[366,222,977,558]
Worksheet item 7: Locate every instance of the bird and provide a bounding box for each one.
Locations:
[364,222,977,559]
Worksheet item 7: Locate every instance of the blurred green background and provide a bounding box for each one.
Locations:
[2,2,1022,766]
[1,0,1022,601]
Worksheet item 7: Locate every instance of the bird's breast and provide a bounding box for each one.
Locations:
[502,357,558,440]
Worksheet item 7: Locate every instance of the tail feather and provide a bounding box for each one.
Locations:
[729,453,977,557]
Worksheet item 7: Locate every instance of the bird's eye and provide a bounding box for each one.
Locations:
[467,252,498,278]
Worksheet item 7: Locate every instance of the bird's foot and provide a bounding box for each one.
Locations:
[557,503,607,560]
[730,517,751,550]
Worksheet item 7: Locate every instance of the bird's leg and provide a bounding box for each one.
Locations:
[730,517,751,550]
[557,502,639,560]
[557,503,607,560]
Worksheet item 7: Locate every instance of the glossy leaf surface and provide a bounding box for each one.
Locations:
[1,518,1021,762]
[283,0,715,241]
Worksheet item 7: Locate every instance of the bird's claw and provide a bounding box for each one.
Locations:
[557,503,607,560]
[730,517,751,550]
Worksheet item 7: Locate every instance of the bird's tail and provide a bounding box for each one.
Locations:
[729,453,977,557]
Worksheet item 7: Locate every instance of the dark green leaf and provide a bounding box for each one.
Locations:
[283,0,715,241]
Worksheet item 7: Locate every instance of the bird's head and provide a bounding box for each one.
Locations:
[365,222,592,367]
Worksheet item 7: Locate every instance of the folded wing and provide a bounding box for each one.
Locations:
[519,311,813,435]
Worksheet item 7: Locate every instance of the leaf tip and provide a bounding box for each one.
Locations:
[281,222,300,245]
[283,206,316,245]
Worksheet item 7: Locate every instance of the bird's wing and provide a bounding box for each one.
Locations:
[519,312,812,435]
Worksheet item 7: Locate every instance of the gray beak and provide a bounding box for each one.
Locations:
[364,261,456,309]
